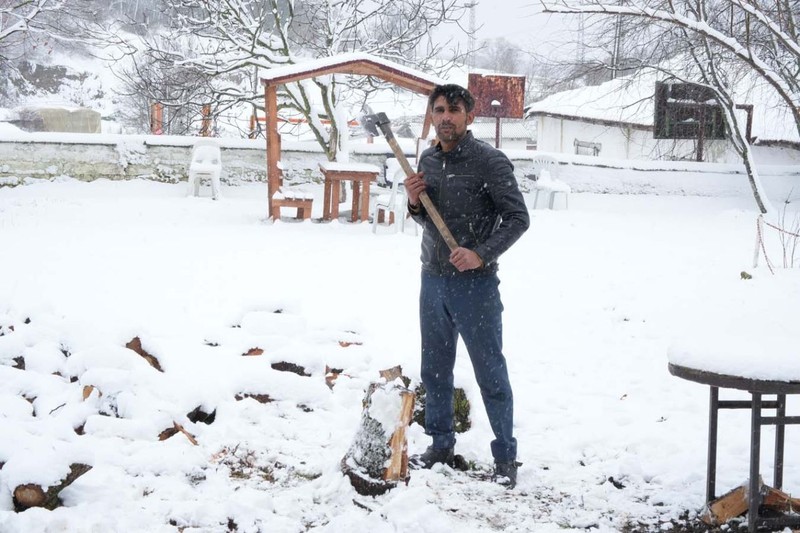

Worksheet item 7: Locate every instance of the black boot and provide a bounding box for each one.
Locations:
[409,446,455,469]
[492,461,518,489]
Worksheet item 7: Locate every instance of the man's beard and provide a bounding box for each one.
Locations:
[436,124,461,141]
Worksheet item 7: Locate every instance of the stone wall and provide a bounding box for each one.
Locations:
[0,133,392,185]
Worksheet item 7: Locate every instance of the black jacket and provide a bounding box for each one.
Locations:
[410,131,530,276]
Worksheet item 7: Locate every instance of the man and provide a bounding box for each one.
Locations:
[405,84,530,488]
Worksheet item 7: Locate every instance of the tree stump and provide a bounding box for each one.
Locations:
[341,375,415,496]
[413,383,471,433]
[12,463,92,512]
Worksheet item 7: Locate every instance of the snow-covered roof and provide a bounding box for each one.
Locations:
[527,69,799,143]
[526,72,657,127]
[260,52,449,95]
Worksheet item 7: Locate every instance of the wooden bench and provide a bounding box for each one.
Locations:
[272,188,313,220]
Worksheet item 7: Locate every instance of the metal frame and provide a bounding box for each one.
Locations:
[669,363,800,532]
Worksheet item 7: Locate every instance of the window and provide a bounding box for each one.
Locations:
[574,139,601,156]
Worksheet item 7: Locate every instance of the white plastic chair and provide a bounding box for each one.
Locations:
[372,164,417,235]
[530,155,570,209]
[187,139,222,200]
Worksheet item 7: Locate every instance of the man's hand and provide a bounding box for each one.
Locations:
[404,171,426,207]
[450,247,484,272]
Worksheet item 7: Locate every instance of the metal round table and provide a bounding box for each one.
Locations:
[669,363,800,532]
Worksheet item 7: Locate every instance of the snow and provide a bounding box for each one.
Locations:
[0,148,799,532]
[319,161,382,173]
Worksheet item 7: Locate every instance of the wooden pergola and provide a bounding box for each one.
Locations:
[261,53,442,219]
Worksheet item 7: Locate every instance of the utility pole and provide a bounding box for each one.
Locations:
[466,1,478,68]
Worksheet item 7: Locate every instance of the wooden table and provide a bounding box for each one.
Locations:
[668,363,800,532]
[319,162,379,222]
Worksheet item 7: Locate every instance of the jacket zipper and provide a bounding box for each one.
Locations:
[437,156,447,270]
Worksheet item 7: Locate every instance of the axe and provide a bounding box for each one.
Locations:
[361,112,459,252]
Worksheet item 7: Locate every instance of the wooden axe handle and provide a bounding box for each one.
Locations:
[383,135,459,252]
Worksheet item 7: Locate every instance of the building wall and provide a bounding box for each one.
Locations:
[535,116,736,163]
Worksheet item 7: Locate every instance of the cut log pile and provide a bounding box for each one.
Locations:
[2,315,375,519]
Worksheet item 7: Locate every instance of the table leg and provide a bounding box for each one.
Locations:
[332,178,341,220]
[351,180,360,222]
[360,180,371,223]
[775,393,786,489]
[748,392,762,533]
[707,386,719,502]
[323,178,332,221]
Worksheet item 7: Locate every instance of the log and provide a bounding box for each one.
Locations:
[341,375,415,496]
[12,463,92,512]
[762,485,800,513]
[82,385,99,400]
[158,422,198,445]
[125,337,163,372]
[701,483,750,525]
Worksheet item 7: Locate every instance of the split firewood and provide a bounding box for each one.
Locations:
[341,372,415,496]
[271,361,310,376]
[379,365,403,382]
[158,422,198,445]
[234,393,272,404]
[12,463,92,512]
[82,385,99,400]
[125,337,163,372]
[762,485,800,512]
[325,366,344,389]
[701,483,750,525]
[338,340,363,347]
[384,390,415,483]
[186,406,216,425]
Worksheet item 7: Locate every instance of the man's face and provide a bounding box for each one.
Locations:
[431,95,474,148]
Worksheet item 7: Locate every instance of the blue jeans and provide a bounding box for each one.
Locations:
[419,271,517,463]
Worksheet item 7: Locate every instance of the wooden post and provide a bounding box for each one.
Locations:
[150,103,163,135]
[200,104,212,137]
[265,83,281,219]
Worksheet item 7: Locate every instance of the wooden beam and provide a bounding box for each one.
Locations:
[260,59,436,95]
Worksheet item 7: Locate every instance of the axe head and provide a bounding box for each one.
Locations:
[359,112,392,138]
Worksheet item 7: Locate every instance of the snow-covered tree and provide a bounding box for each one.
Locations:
[540,0,800,213]
[540,0,800,140]
[0,0,66,100]
[102,0,472,159]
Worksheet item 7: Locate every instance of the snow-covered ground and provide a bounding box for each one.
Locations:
[0,166,799,532]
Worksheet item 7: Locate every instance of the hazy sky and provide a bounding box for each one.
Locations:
[434,1,577,59]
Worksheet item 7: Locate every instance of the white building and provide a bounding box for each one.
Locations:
[525,69,800,163]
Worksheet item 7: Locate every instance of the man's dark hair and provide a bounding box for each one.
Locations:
[428,84,475,113]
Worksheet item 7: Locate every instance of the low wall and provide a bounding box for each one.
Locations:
[0,133,392,185]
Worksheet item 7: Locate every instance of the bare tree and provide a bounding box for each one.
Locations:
[0,0,67,101]
[540,0,799,214]
[540,0,800,138]
[98,0,471,158]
